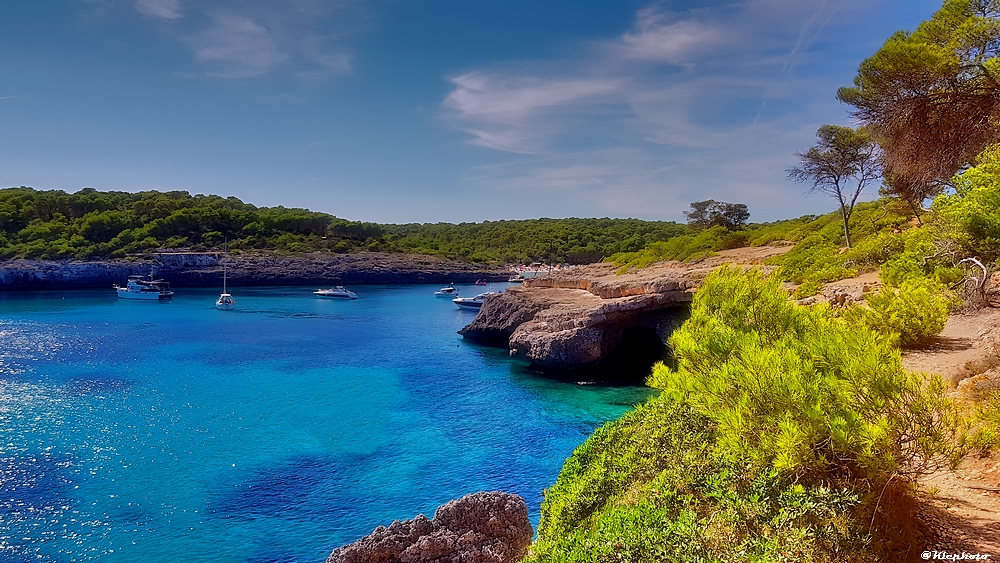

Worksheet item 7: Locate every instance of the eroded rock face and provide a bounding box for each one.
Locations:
[326,492,532,563]
[459,261,704,374]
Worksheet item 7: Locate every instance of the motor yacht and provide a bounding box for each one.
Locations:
[434,284,459,296]
[314,286,358,299]
[453,291,495,309]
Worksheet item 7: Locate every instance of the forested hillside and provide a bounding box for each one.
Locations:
[0,187,686,264]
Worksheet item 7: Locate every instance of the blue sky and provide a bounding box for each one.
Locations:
[0,0,941,223]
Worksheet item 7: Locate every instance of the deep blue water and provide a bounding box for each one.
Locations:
[0,284,650,563]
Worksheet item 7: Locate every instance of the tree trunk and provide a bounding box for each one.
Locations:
[841,207,852,249]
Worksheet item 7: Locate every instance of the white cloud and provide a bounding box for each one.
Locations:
[125,0,364,79]
[618,7,730,65]
[184,13,286,77]
[134,0,181,21]
[440,0,881,220]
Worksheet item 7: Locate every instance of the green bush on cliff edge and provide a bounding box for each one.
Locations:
[526,267,963,563]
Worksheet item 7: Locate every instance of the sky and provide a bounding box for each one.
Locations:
[0,0,943,224]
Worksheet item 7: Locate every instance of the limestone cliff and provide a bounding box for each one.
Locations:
[459,246,790,376]
[0,252,508,289]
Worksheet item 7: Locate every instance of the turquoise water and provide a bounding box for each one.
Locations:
[0,284,650,563]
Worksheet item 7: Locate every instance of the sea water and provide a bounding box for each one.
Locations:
[0,284,651,563]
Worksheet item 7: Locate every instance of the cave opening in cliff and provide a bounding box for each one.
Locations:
[604,326,671,385]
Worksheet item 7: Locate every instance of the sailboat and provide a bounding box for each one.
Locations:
[216,248,236,311]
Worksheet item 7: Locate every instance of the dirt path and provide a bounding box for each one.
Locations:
[901,307,1000,556]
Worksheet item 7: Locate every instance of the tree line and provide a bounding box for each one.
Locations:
[0,186,689,264]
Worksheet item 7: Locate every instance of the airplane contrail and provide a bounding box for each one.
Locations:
[0,95,23,101]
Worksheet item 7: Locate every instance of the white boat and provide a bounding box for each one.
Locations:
[114,275,174,300]
[216,256,235,310]
[314,286,358,299]
[434,284,459,296]
[507,275,525,283]
[453,291,495,309]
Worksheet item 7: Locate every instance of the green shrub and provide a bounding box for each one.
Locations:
[793,280,822,299]
[527,398,870,563]
[845,277,952,348]
[935,144,1000,261]
[970,392,1000,452]
[651,266,961,480]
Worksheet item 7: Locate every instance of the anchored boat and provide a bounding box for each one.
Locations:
[114,275,174,300]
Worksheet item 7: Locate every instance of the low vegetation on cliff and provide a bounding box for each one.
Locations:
[527,268,969,562]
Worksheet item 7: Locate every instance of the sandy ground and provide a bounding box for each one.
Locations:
[901,307,1000,556]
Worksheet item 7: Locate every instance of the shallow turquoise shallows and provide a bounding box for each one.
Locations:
[0,284,650,563]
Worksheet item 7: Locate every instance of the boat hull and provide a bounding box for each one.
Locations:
[115,288,173,300]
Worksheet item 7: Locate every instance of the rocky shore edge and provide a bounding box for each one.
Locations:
[326,492,533,563]
[0,252,510,289]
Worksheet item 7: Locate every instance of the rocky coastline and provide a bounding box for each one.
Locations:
[458,246,791,377]
[0,252,510,289]
[327,492,533,563]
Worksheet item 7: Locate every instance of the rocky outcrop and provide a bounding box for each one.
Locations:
[459,246,792,376]
[0,252,508,289]
[460,262,707,375]
[326,492,533,563]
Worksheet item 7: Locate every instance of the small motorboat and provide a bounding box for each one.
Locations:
[114,275,174,300]
[434,284,459,296]
[507,275,525,283]
[453,292,495,309]
[314,286,358,299]
[474,279,488,286]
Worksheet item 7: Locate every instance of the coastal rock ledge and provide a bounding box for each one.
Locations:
[459,246,790,376]
[326,491,533,563]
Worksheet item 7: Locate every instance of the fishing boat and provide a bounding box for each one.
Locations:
[216,253,235,310]
[114,275,174,300]
[314,286,358,299]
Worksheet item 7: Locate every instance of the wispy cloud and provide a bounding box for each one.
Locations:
[118,0,365,79]
[183,13,286,78]
[134,0,181,21]
[441,0,877,220]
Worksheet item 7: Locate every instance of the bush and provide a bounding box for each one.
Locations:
[651,266,961,480]
[845,277,952,348]
[792,280,822,299]
[526,398,870,563]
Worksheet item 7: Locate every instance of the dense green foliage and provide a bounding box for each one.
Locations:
[529,268,962,562]
[935,144,1000,262]
[683,200,750,230]
[0,187,686,263]
[838,0,1000,192]
[654,267,959,479]
[527,399,869,563]
[845,278,953,348]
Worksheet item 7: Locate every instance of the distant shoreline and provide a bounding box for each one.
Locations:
[0,251,511,290]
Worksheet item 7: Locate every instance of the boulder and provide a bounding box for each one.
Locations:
[327,492,532,563]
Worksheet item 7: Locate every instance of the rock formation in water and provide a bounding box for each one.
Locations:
[460,247,791,376]
[326,491,533,563]
[0,252,508,289]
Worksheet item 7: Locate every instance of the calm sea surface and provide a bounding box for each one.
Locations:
[0,283,650,563]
